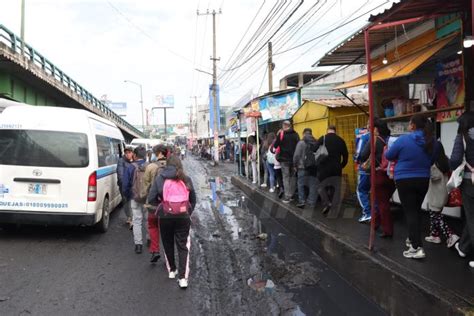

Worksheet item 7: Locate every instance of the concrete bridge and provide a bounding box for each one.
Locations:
[0,24,143,141]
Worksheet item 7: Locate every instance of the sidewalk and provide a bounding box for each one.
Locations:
[231,175,474,316]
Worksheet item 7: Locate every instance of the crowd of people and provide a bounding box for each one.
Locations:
[116,144,196,289]
[235,114,474,266]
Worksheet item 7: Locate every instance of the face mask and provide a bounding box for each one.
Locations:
[150,153,157,162]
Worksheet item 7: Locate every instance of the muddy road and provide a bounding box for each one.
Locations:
[0,157,384,315]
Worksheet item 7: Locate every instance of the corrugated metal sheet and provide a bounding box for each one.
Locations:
[334,33,456,89]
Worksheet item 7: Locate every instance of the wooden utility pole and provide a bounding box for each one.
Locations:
[198,9,221,163]
[268,41,273,92]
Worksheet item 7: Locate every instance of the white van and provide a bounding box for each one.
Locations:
[0,105,125,232]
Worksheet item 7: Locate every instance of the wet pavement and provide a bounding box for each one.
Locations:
[0,156,385,315]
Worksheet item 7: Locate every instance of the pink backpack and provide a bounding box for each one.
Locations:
[162,179,190,216]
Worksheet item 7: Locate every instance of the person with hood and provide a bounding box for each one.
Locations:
[360,119,394,237]
[293,128,319,208]
[450,111,474,268]
[249,136,258,184]
[143,145,168,263]
[147,156,197,288]
[385,114,438,259]
[425,143,460,248]
[355,124,372,223]
[123,146,149,254]
[272,120,300,203]
[117,146,134,226]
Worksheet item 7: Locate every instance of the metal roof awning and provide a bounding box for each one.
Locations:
[313,0,468,67]
[334,33,456,90]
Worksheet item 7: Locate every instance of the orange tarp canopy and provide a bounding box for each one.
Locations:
[335,34,457,90]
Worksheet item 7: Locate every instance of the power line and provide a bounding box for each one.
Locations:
[274,0,372,75]
[219,0,305,94]
[105,0,194,64]
[219,1,283,80]
[273,0,390,56]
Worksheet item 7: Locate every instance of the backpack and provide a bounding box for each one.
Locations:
[161,179,191,216]
[361,136,389,173]
[314,136,329,166]
[132,162,149,203]
[303,140,318,169]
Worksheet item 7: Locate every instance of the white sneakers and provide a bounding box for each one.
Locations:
[424,235,441,244]
[178,278,188,289]
[260,183,267,188]
[446,234,460,248]
[469,261,474,268]
[403,246,426,259]
[168,270,177,279]
[269,187,275,193]
[455,242,466,258]
[169,270,189,288]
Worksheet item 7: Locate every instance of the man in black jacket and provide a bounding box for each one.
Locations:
[318,125,348,214]
[273,120,300,203]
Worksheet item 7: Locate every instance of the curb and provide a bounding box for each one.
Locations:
[231,176,473,316]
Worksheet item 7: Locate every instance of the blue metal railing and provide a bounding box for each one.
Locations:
[0,24,143,137]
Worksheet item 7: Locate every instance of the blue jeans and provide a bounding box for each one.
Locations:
[357,173,371,217]
[297,169,318,206]
[265,161,275,188]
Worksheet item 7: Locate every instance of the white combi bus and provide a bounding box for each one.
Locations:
[0,105,125,232]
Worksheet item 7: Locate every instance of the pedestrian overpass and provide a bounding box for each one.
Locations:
[0,24,143,141]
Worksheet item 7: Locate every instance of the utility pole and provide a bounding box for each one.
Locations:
[198,9,221,163]
[20,0,25,56]
[268,41,274,92]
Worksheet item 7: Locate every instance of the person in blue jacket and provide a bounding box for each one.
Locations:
[385,114,438,260]
[355,126,372,223]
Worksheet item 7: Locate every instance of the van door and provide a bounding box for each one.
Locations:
[0,129,91,214]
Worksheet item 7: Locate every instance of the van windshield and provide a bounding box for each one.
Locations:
[0,130,89,168]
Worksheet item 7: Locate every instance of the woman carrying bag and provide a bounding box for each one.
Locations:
[450,111,474,268]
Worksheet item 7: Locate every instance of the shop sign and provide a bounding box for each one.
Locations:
[435,56,465,122]
[258,91,300,125]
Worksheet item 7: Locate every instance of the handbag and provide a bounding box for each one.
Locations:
[447,188,462,207]
[447,137,470,193]
[314,136,329,165]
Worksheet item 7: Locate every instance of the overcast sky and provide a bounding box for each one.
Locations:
[0,0,396,127]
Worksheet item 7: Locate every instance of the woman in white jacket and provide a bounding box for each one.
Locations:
[425,143,460,248]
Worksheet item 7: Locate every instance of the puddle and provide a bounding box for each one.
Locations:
[208,177,242,240]
[241,196,386,316]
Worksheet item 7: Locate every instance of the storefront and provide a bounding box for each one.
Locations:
[292,98,368,194]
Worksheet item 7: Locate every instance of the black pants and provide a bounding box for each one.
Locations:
[396,178,429,249]
[160,218,191,279]
[460,179,474,254]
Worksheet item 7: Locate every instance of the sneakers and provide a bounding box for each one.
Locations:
[252,181,257,184]
[455,242,466,258]
[469,261,474,268]
[150,252,160,263]
[403,246,426,259]
[269,187,275,193]
[168,270,177,279]
[178,278,189,289]
[424,235,442,244]
[296,202,305,208]
[446,234,460,248]
[405,238,412,248]
[134,244,143,254]
[260,183,267,188]
[282,198,291,204]
[358,215,371,223]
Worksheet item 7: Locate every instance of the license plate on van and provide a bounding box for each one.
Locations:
[28,183,47,195]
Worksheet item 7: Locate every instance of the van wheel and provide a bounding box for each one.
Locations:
[95,197,110,233]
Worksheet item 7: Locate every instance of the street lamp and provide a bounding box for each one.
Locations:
[124,80,144,132]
